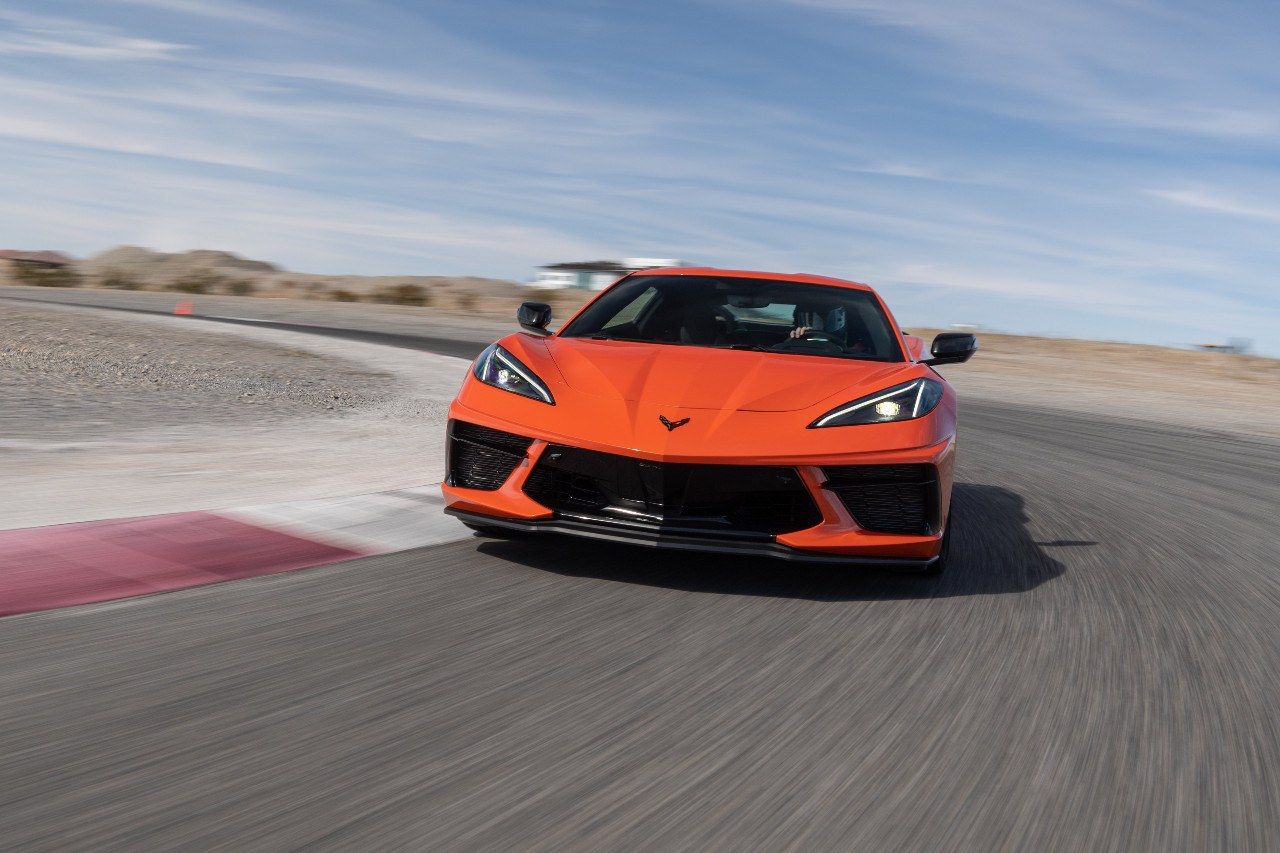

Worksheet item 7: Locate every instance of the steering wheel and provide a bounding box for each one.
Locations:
[772,330,843,353]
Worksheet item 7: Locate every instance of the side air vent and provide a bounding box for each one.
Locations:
[820,464,940,535]
[447,420,532,491]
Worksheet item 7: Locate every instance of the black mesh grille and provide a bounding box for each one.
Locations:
[448,420,532,491]
[821,464,939,535]
[524,446,822,537]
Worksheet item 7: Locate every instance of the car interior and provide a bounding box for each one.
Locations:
[565,276,902,361]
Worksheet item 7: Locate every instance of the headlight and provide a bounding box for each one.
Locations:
[809,378,942,427]
[473,344,555,404]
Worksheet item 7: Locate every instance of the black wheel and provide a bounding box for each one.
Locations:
[920,519,952,576]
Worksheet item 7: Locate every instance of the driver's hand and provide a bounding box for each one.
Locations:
[790,326,812,339]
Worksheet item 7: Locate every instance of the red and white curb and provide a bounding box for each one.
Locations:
[0,486,469,617]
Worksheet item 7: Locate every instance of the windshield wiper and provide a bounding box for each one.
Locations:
[728,343,769,351]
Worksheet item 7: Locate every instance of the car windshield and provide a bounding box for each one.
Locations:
[559,275,903,362]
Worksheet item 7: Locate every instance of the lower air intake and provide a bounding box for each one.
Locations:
[447,420,532,491]
[523,446,822,537]
[820,464,940,535]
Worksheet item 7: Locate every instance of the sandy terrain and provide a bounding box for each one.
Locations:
[0,302,467,530]
[2,305,392,441]
[914,328,1280,440]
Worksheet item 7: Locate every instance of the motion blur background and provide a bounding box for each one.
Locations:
[2,0,1279,350]
[2,2,1279,850]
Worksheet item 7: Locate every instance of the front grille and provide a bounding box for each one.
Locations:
[523,446,822,537]
[821,464,939,535]
[447,420,532,490]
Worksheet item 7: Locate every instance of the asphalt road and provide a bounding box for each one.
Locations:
[2,290,1278,849]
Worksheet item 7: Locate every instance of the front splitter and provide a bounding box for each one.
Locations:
[445,508,939,572]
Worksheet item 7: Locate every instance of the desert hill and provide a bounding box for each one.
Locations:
[30,246,550,313]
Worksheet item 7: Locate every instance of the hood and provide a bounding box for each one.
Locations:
[543,337,911,412]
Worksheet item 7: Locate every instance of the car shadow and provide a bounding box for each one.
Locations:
[475,483,1065,600]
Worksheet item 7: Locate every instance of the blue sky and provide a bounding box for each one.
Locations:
[3,0,1279,351]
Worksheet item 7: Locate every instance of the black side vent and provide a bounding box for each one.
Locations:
[447,420,532,491]
[820,464,939,535]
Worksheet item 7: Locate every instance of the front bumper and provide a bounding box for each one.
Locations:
[445,507,941,571]
[441,404,956,568]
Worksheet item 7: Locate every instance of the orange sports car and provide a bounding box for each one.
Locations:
[442,268,976,573]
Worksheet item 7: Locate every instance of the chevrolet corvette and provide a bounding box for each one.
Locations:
[441,268,976,573]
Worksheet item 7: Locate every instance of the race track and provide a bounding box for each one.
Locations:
[1,292,1277,849]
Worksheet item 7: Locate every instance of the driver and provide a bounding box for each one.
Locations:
[789,305,847,342]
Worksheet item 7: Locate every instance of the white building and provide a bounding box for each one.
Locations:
[526,258,690,290]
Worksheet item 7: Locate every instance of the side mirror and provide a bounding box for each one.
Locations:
[517,301,552,336]
[923,332,977,366]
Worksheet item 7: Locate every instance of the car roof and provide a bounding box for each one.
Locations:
[627,267,875,292]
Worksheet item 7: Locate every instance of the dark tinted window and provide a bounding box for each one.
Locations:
[560,275,903,362]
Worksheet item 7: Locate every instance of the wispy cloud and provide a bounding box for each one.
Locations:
[0,156,615,275]
[233,60,674,142]
[1150,188,1280,224]
[784,0,1280,141]
[0,31,183,60]
[0,0,1276,351]
[884,262,1139,307]
[0,74,282,170]
[99,0,298,29]
[875,259,1268,337]
[841,162,941,180]
[254,62,592,115]
[0,10,185,61]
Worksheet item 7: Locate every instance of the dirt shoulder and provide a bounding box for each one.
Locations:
[2,303,393,442]
[0,302,468,529]
[916,328,1280,439]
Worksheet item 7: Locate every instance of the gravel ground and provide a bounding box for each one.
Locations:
[0,303,468,529]
[1,304,393,441]
[918,328,1280,440]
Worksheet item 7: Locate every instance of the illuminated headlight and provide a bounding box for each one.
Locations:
[473,344,554,404]
[810,378,942,427]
